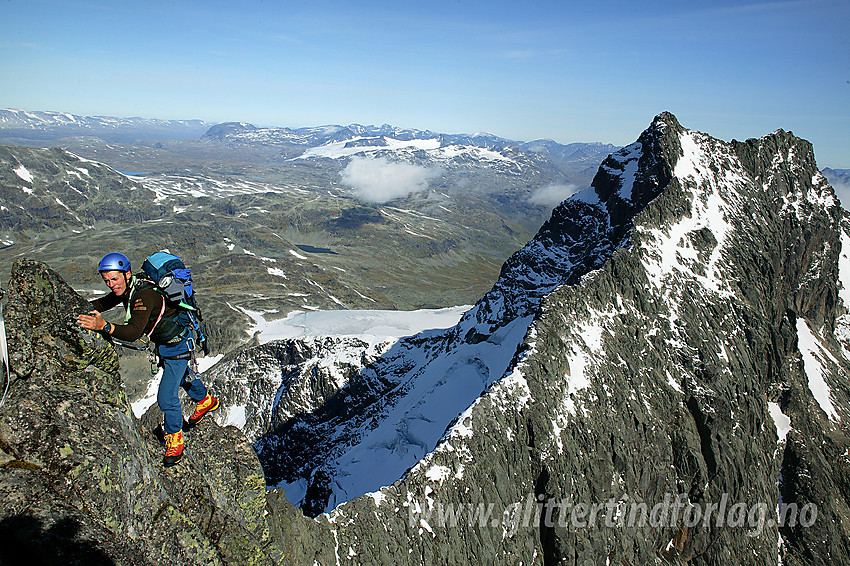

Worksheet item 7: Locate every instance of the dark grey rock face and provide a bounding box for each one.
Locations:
[202,336,391,442]
[0,259,333,565]
[230,113,847,564]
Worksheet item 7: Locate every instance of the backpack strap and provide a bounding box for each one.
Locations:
[124,276,140,324]
[146,296,167,340]
[124,277,167,340]
[124,277,149,320]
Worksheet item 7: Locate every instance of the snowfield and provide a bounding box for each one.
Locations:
[242,305,470,344]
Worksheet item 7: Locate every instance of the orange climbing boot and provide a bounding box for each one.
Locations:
[163,430,184,467]
[188,394,220,427]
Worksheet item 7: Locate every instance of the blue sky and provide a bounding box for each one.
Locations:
[1,0,848,166]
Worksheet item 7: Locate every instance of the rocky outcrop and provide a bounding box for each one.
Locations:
[0,259,333,565]
[202,336,392,442]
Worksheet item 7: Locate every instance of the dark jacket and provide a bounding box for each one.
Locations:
[91,278,183,344]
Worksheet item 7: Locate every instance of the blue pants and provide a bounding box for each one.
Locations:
[157,337,207,435]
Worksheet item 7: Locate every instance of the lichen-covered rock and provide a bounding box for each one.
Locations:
[0,259,323,565]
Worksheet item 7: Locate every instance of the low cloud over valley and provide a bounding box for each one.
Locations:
[528,182,578,207]
[342,157,441,204]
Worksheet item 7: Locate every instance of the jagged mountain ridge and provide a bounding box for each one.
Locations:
[232,114,676,516]
[202,113,850,564]
[204,336,395,442]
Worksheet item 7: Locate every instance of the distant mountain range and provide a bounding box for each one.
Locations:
[0,110,620,359]
[202,120,616,160]
[0,109,617,183]
[0,108,215,143]
[823,167,850,190]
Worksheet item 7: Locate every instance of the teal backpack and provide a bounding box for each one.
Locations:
[140,251,210,354]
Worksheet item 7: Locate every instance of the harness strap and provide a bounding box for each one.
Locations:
[160,351,193,361]
[125,277,167,340]
[145,296,167,340]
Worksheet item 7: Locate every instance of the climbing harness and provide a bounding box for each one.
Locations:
[114,331,198,377]
[111,335,159,376]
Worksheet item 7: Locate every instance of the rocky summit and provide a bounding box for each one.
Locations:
[1,112,849,565]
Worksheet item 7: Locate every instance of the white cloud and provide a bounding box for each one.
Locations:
[341,157,440,204]
[528,182,578,207]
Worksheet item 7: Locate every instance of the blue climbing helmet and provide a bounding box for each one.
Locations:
[98,252,131,273]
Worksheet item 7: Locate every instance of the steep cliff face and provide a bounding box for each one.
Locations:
[211,113,848,564]
[0,259,333,565]
[203,337,393,442]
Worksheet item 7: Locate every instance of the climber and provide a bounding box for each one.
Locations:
[77,252,219,467]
